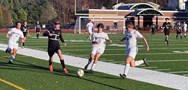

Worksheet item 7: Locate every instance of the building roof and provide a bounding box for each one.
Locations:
[125,9,164,17]
[113,2,159,10]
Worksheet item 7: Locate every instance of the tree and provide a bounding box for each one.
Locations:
[0,5,12,28]
[0,7,3,28]
[40,1,57,23]
[18,8,27,21]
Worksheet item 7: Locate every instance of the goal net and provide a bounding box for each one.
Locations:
[74,16,126,34]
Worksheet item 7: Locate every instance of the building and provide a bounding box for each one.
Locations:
[76,2,188,32]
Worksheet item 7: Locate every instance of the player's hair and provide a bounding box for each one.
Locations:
[97,23,104,28]
[165,18,169,20]
[126,22,134,29]
[16,21,21,26]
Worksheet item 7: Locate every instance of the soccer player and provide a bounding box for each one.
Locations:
[5,21,25,64]
[86,20,94,40]
[35,21,41,39]
[21,21,29,48]
[119,23,149,79]
[175,21,183,40]
[162,18,171,46]
[84,23,112,71]
[183,21,187,38]
[43,21,68,74]
[150,23,156,35]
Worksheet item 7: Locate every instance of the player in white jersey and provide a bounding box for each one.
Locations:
[183,21,187,38]
[5,22,25,64]
[84,23,112,71]
[119,23,149,79]
[86,20,94,40]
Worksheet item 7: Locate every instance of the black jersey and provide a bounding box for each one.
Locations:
[21,25,28,37]
[43,29,65,54]
[162,22,171,31]
[35,24,41,32]
[21,25,28,32]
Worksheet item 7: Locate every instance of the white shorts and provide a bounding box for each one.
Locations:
[8,41,18,49]
[87,29,93,34]
[126,47,138,59]
[91,46,105,55]
[184,29,187,32]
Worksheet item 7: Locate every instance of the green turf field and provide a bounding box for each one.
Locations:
[0,32,187,89]
[0,32,188,76]
[0,51,172,90]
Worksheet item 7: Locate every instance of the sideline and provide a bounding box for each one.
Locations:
[0,78,26,90]
[1,44,188,90]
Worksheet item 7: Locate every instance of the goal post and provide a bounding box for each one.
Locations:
[74,16,126,34]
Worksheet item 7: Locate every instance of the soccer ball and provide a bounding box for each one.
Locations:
[77,69,84,77]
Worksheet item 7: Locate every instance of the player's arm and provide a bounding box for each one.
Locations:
[107,39,112,43]
[6,33,10,38]
[142,37,149,51]
[59,33,67,46]
[43,30,50,36]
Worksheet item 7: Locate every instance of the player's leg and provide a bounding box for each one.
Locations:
[176,32,178,39]
[90,53,102,71]
[166,34,169,46]
[85,47,96,70]
[48,49,54,72]
[9,48,17,64]
[49,56,54,72]
[84,53,94,70]
[22,37,26,48]
[120,56,132,79]
[180,32,183,40]
[184,29,187,37]
[57,49,68,74]
[36,31,40,39]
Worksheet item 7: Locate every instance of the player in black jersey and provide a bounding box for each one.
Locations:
[162,18,171,46]
[43,21,68,74]
[175,21,183,40]
[21,21,29,48]
[35,21,41,39]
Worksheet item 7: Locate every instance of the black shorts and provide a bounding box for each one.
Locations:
[177,30,182,34]
[36,28,41,32]
[23,32,27,37]
[164,30,170,35]
[47,45,61,57]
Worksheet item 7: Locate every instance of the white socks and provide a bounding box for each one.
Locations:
[135,60,144,66]
[123,64,130,75]
[91,63,96,70]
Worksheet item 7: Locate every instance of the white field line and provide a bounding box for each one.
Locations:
[1,44,188,90]
[148,60,188,62]
[154,69,171,71]
[141,67,158,69]
[169,71,188,74]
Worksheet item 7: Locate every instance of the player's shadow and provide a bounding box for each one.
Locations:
[0,57,49,73]
[53,69,125,90]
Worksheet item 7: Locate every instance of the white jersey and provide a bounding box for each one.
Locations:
[183,23,187,31]
[7,28,24,49]
[92,32,109,48]
[125,30,143,49]
[86,22,94,33]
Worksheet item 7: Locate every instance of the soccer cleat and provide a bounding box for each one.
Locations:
[8,61,13,64]
[119,74,126,79]
[63,68,69,74]
[49,65,53,72]
[143,58,148,66]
